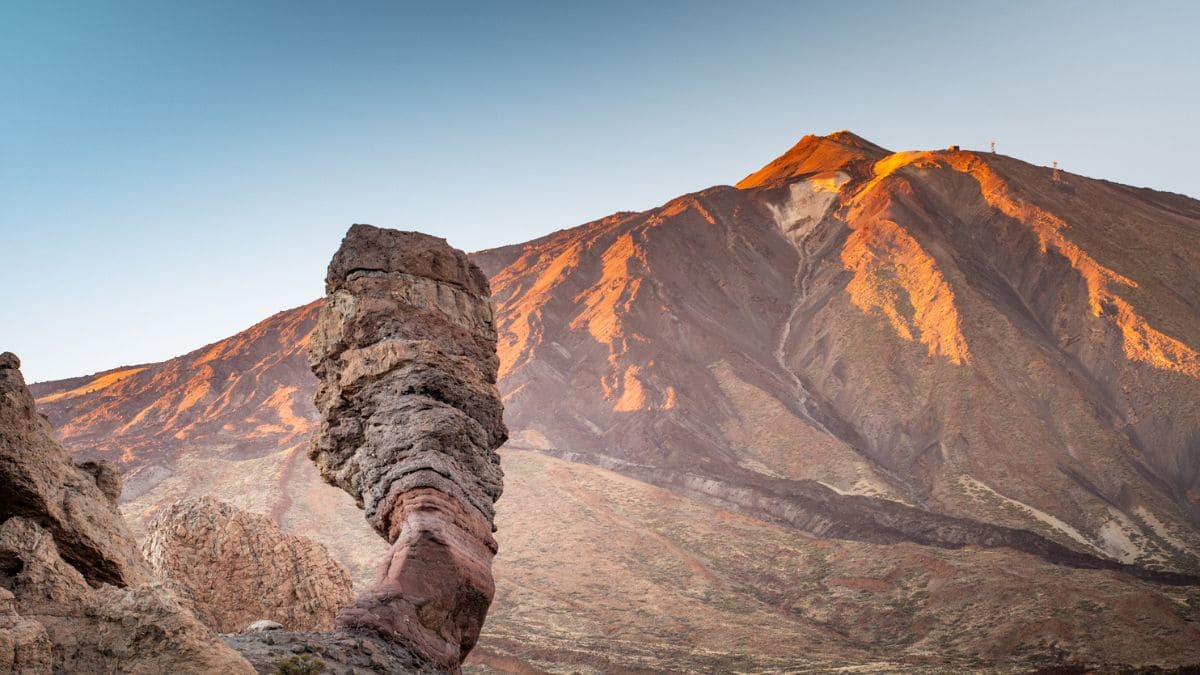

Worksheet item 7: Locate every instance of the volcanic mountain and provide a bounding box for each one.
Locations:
[472,130,1200,574]
[29,132,1200,670]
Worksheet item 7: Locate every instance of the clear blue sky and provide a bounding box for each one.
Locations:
[2,1,1198,383]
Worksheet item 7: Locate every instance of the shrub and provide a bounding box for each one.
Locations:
[274,654,326,675]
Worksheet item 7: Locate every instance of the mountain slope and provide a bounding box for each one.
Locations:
[28,131,1200,669]
[473,132,1200,575]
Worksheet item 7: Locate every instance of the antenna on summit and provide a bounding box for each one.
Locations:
[990,140,996,154]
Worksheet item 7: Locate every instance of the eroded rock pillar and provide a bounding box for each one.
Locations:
[308,224,506,671]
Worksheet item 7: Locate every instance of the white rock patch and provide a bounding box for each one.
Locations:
[959,475,1103,555]
[1098,514,1142,563]
[767,172,849,246]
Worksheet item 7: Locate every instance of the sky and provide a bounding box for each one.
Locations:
[2,1,1198,383]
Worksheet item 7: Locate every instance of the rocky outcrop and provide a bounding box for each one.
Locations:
[142,496,354,633]
[0,352,251,673]
[0,351,147,588]
[307,224,507,671]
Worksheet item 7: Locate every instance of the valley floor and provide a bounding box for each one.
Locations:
[465,450,1200,673]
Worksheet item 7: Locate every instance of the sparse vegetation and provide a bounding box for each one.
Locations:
[274,654,325,675]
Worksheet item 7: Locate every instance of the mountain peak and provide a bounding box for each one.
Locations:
[824,129,886,149]
[737,130,891,189]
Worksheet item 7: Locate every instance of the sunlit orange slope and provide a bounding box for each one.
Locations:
[736,130,889,188]
[35,301,319,467]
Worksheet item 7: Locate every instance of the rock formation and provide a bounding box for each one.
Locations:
[0,352,251,674]
[307,224,506,671]
[224,629,442,674]
[142,496,354,633]
[0,350,147,588]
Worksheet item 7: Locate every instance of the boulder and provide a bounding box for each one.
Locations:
[0,587,52,675]
[142,496,354,633]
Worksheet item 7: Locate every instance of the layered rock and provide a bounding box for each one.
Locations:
[0,353,251,674]
[142,496,354,633]
[307,224,506,671]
